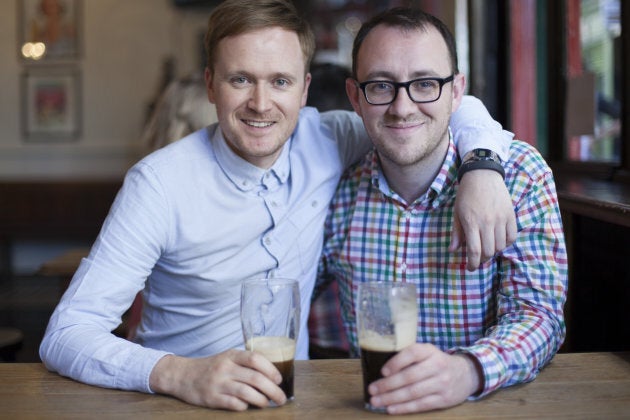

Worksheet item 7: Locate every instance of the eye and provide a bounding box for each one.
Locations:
[273,78,291,88]
[230,76,250,86]
[412,79,438,90]
[368,81,393,93]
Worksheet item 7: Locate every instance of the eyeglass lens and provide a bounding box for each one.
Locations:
[364,78,444,105]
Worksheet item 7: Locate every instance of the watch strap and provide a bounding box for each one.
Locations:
[458,148,505,182]
[457,159,506,182]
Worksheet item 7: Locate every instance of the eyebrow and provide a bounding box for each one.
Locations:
[226,70,299,83]
[362,70,439,81]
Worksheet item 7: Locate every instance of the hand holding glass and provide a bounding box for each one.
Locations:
[241,278,300,404]
[357,282,417,412]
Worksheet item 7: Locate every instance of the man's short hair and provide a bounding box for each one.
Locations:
[204,0,316,75]
[351,7,459,79]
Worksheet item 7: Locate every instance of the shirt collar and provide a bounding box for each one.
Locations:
[211,128,291,192]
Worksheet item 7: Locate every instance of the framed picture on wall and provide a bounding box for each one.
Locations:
[21,67,81,141]
[18,0,82,61]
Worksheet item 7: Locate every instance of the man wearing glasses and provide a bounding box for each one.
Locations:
[317,7,568,415]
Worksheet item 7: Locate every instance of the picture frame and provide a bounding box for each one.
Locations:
[18,0,82,61]
[21,67,81,142]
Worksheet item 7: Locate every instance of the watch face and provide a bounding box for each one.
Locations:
[463,149,501,164]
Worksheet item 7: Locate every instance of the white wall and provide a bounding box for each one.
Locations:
[0,0,211,179]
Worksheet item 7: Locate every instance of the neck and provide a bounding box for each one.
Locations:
[379,139,449,205]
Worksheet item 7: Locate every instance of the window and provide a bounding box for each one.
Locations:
[566,0,621,163]
[548,0,629,181]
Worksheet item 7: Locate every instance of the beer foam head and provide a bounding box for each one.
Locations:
[359,322,416,351]
[246,336,296,362]
[359,330,397,351]
[357,282,418,351]
[359,294,417,351]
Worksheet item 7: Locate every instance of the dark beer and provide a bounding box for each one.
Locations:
[360,347,397,404]
[273,359,295,399]
[246,336,296,401]
[357,282,418,412]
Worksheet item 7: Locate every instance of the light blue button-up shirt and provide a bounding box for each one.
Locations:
[40,101,511,393]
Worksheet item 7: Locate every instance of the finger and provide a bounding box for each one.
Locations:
[235,367,287,408]
[371,345,433,393]
[449,214,464,251]
[231,353,286,406]
[228,378,283,409]
[235,351,283,385]
[371,365,434,399]
[373,381,444,412]
[464,229,481,271]
[212,386,254,412]
[479,222,496,263]
[494,222,507,254]
[506,213,518,246]
[380,344,433,376]
[385,392,447,415]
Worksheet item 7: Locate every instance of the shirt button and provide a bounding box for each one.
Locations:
[271,201,278,207]
[264,237,272,246]
[311,200,318,208]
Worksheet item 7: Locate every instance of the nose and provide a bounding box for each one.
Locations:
[248,83,273,113]
[388,86,417,117]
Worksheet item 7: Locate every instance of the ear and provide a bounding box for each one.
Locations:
[451,73,466,113]
[345,77,363,117]
[300,72,312,108]
[204,67,216,104]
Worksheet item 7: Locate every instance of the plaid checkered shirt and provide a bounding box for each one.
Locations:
[317,135,568,398]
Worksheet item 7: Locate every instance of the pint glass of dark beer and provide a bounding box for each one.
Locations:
[357,282,417,413]
[241,278,300,405]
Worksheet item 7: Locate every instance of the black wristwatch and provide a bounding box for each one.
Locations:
[457,148,505,182]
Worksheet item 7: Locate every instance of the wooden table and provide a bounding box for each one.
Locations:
[2,352,629,419]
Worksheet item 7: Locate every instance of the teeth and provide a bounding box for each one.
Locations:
[245,120,273,128]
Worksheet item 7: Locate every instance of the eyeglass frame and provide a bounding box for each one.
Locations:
[356,74,455,105]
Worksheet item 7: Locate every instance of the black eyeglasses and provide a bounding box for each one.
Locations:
[357,75,454,105]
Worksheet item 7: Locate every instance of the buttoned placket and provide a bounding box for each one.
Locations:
[393,208,413,282]
[259,169,288,274]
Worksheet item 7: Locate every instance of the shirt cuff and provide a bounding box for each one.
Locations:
[118,346,173,393]
[447,344,505,399]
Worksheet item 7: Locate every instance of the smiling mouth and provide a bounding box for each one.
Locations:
[386,122,423,129]
[384,118,424,129]
[243,119,275,128]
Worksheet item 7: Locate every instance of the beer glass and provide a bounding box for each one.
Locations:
[357,282,417,412]
[241,278,300,404]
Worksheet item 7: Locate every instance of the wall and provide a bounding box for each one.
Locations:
[0,0,211,180]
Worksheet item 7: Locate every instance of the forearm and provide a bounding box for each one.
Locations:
[40,167,171,392]
[40,318,169,392]
[454,311,564,398]
[456,212,567,396]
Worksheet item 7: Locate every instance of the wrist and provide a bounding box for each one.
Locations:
[458,148,505,182]
[457,353,484,397]
[149,354,180,395]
